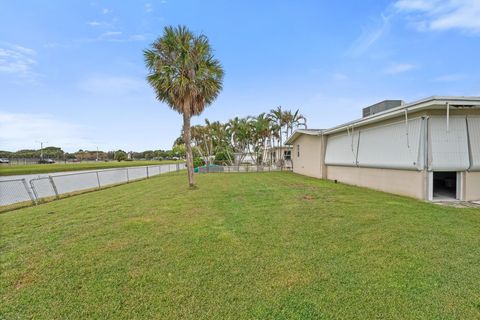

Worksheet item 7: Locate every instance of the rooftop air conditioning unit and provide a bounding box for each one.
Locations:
[362,100,404,117]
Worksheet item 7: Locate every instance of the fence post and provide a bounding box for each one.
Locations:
[22,178,36,205]
[29,179,39,203]
[176,163,180,171]
[96,171,101,188]
[146,166,149,178]
[49,176,60,199]
[126,168,130,183]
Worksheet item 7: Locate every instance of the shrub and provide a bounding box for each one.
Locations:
[114,150,128,162]
[193,157,205,168]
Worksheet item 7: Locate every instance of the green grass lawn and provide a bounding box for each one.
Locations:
[1,172,479,319]
[0,160,183,176]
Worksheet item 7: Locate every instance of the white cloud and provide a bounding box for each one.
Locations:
[77,75,147,95]
[87,21,101,27]
[347,14,392,56]
[0,112,95,152]
[395,0,435,11]
[100,31,122,38]
[433,73,466,82]
[87,32,149,42]
[102,8,110,14]
[350,0,480,57]
[0,43,38,82]
[384,63,416,74]
[145,3,153,12]
[394,0,480,33]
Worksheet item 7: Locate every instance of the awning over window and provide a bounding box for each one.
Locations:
[428,116,470,171]
[325,115,477,171]
[325,131,359,166]
[467,116,480,171]
[356,117,424,170]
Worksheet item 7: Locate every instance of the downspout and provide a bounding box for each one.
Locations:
[404,109,410,148]
[355,130,361,167]
[466,116,473,171]
[424,116,431,200]
[426,116,432,171]
[446,102,450,132]
[347,125,357,166]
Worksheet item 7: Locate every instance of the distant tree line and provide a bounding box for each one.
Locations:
[0,147,186,162]
[0,147,66,160]
[173,106,307,167]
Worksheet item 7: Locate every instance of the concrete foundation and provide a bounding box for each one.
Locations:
[326,166,426,199]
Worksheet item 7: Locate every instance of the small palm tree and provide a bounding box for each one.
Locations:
[144,26,224,187]
[226,117,249,165]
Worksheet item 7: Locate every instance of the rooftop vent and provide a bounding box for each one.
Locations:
[362,100,404,117]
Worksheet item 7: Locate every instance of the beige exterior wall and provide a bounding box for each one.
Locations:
[291,135,324,179]
[326,165,426,199]
[288,106,479,201]
[464,171,480,201]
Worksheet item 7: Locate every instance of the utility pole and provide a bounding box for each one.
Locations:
[96,147,99,162]
[35,141,47,160]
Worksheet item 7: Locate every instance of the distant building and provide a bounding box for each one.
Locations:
[264,146,293,168]
[286,96,480,201]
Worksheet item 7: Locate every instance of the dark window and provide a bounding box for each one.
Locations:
[433,172,457,200]
[297,144,300,157]
[284,150,291,160]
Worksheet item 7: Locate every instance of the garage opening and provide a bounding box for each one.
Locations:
[433,172,457,200]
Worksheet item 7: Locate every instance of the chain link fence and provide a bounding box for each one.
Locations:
[0,178,36,207]
[1,163,186,209]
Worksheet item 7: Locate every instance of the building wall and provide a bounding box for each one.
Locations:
[326,166,426,199]
[464,171,480,201]
[289,107,479,201]
[291,134,324,179]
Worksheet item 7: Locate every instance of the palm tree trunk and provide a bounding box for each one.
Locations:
[183,113,195,187]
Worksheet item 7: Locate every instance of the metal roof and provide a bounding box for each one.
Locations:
[324,96,480,134]
[285,96,480,144]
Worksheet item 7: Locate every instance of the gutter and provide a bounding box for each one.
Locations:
[323,96,480,135]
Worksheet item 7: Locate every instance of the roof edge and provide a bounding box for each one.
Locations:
[285,129,324,145]
[323,96,480,135]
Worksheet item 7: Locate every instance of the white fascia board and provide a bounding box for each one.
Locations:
[285,129,323,145]
[323,97,480,135]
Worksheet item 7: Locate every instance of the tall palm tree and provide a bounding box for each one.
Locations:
[268,106,285,148]
[144,26,224,187]
[283,110,294,139]
[287,109,307,137]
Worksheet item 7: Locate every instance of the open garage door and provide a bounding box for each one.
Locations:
[356,117,424,170]
[428,116,470,171]
[467,116,480,171]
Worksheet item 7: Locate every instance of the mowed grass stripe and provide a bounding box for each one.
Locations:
[1,172,479,319]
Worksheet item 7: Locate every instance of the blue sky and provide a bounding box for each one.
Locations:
[1,0,479,152]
